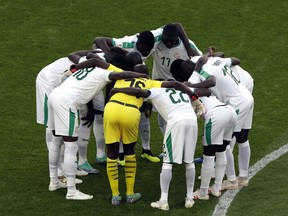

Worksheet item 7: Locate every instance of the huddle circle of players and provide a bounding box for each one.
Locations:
[36,22,254,210]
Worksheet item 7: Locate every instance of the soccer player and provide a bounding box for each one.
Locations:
[47,56,149,200]
[177,54,254,190]
[104,64,204,206]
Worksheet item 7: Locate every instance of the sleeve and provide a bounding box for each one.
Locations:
[188,72,202,83]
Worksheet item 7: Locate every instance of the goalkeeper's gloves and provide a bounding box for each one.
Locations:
[60,65,78,83]
[190,93,205,117]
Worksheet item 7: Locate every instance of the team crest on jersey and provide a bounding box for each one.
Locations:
[80,109,87,117]
[174,52,180,59]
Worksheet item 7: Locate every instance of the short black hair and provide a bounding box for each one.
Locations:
[133,64,149,75]
[163,24,179,38]
[126,52,142,70]
[137,31,155,48]
[109,54,127,70]
[170,59,184,81]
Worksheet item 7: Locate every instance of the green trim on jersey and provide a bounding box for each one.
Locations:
[235,109,240,115]
[198,69,211,80]
[69,108,76,136]
[205,118,212,145]
[166,133,173,163]
[154,35,162,42]
[44,94,48,126]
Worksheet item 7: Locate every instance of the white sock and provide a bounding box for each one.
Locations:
[230,136,236,152]
[200,155,215,196]
[225,145,237,181]
[57,144,65,176]
[158,114,166,135]
[214,151,227,191]
[45,128,53,150]
[160,163,172,202]
[49,136,63,184]
[238,140,251,177]
[77,122,91,165]
[139,112,150,150]
[185,163,195,199]
[63,141,78,193]
[93,114,106,158]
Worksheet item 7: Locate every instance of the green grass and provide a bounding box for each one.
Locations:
[0,0,287,215]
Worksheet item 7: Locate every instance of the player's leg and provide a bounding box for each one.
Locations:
[139,112,160,162]
[94,111,106,163]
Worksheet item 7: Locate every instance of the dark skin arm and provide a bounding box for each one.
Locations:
[93,37,113,53]
[185,76,216,88]
[108,71,149,81]
[75,58,109,70]
[194,88,211,97]
[230,57,240,66]
[68,50,103,64]
[174,22,201,57]
[81,100,95,128]
[161,81,198,99]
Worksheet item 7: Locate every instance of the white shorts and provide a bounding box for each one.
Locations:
[203,105,237,146]
[162,119,197,164]
[92,91,105,112]
[235,97,254,132]
[36,77,55,125]
[47,90,79,137]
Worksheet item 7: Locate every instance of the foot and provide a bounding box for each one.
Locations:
[237,176,249,187]
[126,193,141,203]
[141,150,160,162]
[48,180,66,191]
[76,168,88,177]
[151,200,169,211]
[78,161,100,174]
[221,179,238,190]
[95,155,107,164]
[58,176,83,184]
[66,190,93,200]
[193,189,209,200]
[111,195,122,206]
[185,198,195,208]
[208,186,221,197]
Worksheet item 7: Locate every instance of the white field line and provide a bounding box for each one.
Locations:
[212,143,288,216]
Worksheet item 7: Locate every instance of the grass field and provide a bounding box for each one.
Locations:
[1,0,288,215]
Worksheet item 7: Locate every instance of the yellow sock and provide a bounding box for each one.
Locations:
[125,154,136,195]
[107,157,119,196]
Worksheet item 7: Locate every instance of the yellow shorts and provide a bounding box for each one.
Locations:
[104,101,140,144]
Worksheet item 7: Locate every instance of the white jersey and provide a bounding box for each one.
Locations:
[200,95,226,113]
[147,88,196,124]
[152,40,190,80]
[37,57,74,88]
[53,67,112,109]
[189,57,253,108]
[231,65,254,93]
[112,27,163,61]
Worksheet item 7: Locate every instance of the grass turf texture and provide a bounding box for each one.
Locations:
[0,0,287,215]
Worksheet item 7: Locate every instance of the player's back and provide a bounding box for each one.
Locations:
[148,87,196,124]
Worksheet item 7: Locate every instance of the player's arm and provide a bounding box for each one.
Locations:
[109,87,150,98]
[173,22,201,57]
[68,50,101,64]
[108,71,149,81]
[185,75,216,88]
[194,46,215,72]
[93,37,113,53]
[230,57,240,66]
[194,88,211,97]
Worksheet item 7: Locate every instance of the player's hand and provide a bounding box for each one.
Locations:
[144,102,153,118]
[81,109,95,128]
[192,99,206,117]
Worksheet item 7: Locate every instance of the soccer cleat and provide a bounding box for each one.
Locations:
[193,189,209,200]
[48,180,67,191]
[58,176,83,184]
[185,198,195,208]
[141,150,160,163]
[208,186,221,197]
[221,179,239,190]
[95,155,107,164]
[118,159,125,167]
[193,156,204,164]
[237,176,249,187]
[111,195,122,206]
[151,200,169,211]
[76,168,89,176]
[78,161,100,174]
[66,190,93,200]
[126,193,141,203]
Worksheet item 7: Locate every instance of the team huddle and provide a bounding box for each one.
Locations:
[36,22,254,210]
